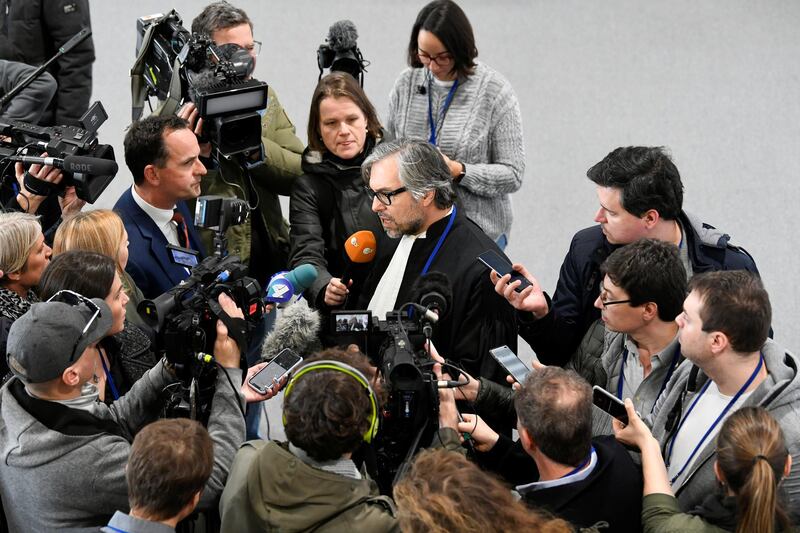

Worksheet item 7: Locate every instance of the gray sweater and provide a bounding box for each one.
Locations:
[386,63,525,241]
[0,362,245,532]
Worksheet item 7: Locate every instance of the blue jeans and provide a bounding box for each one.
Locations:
[244,310,275,440]
[496,233,508,251]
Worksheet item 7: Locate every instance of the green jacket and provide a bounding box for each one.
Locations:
[219,440,399,533]
[191,86,303,272]
[642,493,728,533]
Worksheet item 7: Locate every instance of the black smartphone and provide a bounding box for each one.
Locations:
[592,385,629,425]
[248,348,303,395]
[477,250,532,292]
[489,345,531,384]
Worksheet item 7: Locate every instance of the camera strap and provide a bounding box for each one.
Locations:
[207,297,249,355]
[23,170,57,196]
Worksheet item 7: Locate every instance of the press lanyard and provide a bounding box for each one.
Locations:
[99,347,121,401]
[105,527,127,533]
[616,342,681,414]
[427,78,459,146]
[421,205,456,275]
[665,354,764,484]
[561,446,595,478]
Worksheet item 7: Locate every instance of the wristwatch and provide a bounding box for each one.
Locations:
[455,162,466,183]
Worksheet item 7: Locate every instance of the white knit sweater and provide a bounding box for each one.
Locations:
[386,62,525,240]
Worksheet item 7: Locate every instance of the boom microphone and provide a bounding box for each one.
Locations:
[9,154,118,176]
[265,264,318,305]
[341,230,377,286]
[261,298,322,361]
[327,20,358,52]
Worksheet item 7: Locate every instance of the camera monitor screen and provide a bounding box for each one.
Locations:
[331,311,371,333]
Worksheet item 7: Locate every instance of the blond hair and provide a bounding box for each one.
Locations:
[394,449,573,533]
[53,210,126,270]
[0,212,42,280]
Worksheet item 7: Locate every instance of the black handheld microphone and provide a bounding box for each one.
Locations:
[10,154,118,176]
[416,85,426,95]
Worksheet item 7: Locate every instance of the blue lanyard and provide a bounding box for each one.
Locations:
[422,205,456,275]
[616,342,682,414]
[561,446,595,478]
[665,354,764,484]
[105,527,127,533]
[99,347,121,401]
[427,78,459,145]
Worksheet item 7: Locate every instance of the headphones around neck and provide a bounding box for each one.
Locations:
[282,359,379,443]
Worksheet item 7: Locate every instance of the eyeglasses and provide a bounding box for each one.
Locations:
[417,49,453,67]
[364,186,408,206]
[598,296,632,309]
[244,40,262,57]
[46,289,101,362]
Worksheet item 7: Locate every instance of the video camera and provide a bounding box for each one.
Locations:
[138,253,262,421]
[317,20,369,86]
[132,10,268,160]
[329,272,455,492]
[0,101,118,203]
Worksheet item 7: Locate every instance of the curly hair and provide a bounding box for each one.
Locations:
[394,449,573,533]
[283,347,377,461]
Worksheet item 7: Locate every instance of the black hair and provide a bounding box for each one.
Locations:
[124,115,189,186]
[587,146,683,220]
[407,0,478,79]
[38,250,115,301]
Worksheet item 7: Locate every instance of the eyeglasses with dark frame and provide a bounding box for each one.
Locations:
[46,289,102,362]
[417,49,453,67]
[598,296,633,309]
[364,186,408,206]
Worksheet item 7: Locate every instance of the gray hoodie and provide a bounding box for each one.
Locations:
[648,339,800,520]
[0,362,245,532]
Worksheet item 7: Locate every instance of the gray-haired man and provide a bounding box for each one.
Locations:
[338,139,517,383]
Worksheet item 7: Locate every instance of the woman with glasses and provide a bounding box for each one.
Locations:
[387,0,525,250]
[0,212,52,379]
[53,209,147,330]
[614,404,794,533]
[289,72,384,308]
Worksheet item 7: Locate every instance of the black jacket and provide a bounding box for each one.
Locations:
[289,142,384,307]
[353,207,518,384]
[520,211,760,365]
[0,0,94,126]
[482,435,643,532]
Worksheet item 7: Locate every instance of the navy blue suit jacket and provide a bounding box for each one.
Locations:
[114,187,206,299]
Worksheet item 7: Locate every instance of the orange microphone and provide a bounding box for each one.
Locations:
[341,230,377,286]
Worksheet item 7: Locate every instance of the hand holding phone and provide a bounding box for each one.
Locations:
[489,345,531,384]
[477,250,532,292]
[592,386,639,425]
[248,348,303,395]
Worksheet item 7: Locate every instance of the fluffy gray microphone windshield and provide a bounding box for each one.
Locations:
[327,20,358,51]
[260,298,322,361]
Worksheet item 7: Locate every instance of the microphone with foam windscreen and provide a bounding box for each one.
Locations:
[265,264,318,306]
[340,230,377,286]
[260,298,323,361]
[410,271,453,322]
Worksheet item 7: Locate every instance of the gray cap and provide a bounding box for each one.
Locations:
[6,298,113,383]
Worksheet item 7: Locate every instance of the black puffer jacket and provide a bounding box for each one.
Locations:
[0,0,95,126]
[289,138,384,307]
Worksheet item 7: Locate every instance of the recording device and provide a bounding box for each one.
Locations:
[316,20,370,86]
[133,10,268,160]
[260,298,322,361]
[0,101,118,203]
[592,385,631,425]
[265,264,318,305]
[489,345,531,384]
[329,272,456,492]
[477,250,532,292]
[193,195,249,256]
[416,85,426,95]
[167,243,200,268]
[137,253,263,422]
[341,230,377,286]
[248,348,303,395]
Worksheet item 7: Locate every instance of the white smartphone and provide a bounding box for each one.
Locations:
[489,345,531,383]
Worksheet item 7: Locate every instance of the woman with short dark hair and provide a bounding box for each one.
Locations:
[387,0,525,249]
